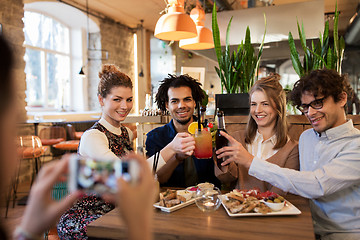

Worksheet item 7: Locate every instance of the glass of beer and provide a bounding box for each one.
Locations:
[194,128,213,159]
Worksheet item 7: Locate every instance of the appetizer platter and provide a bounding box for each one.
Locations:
[220,189,301,217]
[153,182,215,213]
[153,189,198,212]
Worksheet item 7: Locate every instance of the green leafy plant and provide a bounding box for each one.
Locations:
[212,3,267,93]
[288,3,345,77]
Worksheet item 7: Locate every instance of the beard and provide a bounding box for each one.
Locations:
[175,116,192,125]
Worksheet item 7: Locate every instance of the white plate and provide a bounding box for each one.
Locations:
[219,195,301,217]
[153,197,196,213]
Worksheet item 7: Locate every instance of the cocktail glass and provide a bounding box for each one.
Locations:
[194,128,213,159]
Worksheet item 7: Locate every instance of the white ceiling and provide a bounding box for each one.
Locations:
[57,0,359,33]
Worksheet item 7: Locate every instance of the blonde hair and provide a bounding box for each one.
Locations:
[245,73,289,149]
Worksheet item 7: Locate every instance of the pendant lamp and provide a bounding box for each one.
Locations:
[154,0,197,41]
[179,2,214,50]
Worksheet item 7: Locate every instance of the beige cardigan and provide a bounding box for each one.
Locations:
[215,130,299,194]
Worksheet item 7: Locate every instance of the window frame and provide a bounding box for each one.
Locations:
[24,10,73,111]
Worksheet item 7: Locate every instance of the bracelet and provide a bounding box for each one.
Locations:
[13,226,42,240]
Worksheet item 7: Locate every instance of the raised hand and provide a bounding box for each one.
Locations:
[168,132,195,157]
[117,153,156,240]
[215,131,254,168]
[19,155,81,236]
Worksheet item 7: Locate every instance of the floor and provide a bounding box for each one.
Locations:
[1,179,60,239]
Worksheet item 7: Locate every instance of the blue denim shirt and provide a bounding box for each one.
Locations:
[145,119,220,188]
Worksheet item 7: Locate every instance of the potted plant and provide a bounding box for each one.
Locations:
[288,3,345,77]
[212,3,266,116]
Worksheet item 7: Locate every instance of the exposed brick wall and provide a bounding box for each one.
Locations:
[0,1,135,181]
[86,19,135,111]
[86,19,135,110]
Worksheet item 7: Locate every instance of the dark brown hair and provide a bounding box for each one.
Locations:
[155,74,204,112]
[98,64,133,98]
[0,35,14,113]
[245,73,289,149]
[0,35,14,239]
[290,69,352,112]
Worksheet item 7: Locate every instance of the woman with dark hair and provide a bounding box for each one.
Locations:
[215,74,299,193]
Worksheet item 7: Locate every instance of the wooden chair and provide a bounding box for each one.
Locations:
[39,126,67,146]
[66,123,83,140]
[53,140,79,152]
[38,126,67,159]
[5,136,46,217]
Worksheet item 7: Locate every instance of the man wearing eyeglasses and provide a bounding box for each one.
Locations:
[218,69,360,239]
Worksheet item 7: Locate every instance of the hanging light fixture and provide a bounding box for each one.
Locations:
[78,0,108,75]
[179,1,214,50]
[154,0,197,41]
[79,66,85,75]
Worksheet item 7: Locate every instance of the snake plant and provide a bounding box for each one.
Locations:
[212,3,267,93]
[288,3,345,77]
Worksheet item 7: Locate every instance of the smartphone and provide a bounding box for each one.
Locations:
[68,154,140,195]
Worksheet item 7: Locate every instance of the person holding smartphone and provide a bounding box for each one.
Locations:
[214,74,299,193]
[57,64,135,239]
[0,35,155,240]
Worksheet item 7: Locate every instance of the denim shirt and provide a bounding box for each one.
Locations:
[145,119,220,188]
[249,120,360,235]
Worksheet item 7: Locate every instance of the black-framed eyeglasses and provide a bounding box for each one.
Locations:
[297,97,326,113]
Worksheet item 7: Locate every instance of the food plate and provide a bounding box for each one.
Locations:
[219,195,301,217]
[153,198,197,213]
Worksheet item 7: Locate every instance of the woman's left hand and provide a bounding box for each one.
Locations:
[19,155,81,236]
[215,131,254,168]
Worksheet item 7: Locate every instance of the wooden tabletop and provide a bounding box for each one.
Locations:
[87,194,315,240]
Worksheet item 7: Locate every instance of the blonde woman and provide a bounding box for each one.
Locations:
[215,74,299,193]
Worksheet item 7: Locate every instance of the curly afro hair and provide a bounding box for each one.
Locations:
[155,74,204,112]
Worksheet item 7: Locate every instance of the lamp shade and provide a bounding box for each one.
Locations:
[154,0,197,41]
[179,26,214,50]
[179,3,214,50]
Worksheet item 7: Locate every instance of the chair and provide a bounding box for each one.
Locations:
[66,124,83,140]
[39,126,67,146]
[53,140,79,151]
[5,136,46,217]
[39,126,67,160]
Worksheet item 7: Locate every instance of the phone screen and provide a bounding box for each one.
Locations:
[75,157,122,194]
[69,155,139,195]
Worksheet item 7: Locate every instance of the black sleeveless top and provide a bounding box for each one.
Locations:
[88,122,133,157]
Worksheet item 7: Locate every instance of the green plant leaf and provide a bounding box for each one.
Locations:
[212,3,223,82]
[327,48,333,68]
[333,2,339,59]
[225,17,233,53]
[297,20,308,55]
[338,36,345,73]
[288,32,304,77]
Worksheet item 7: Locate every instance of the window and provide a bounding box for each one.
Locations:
[24,11,70,109]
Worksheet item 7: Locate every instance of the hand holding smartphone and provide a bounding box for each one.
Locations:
[68,154,140,195]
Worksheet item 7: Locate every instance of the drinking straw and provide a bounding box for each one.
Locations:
[197,101,201,132]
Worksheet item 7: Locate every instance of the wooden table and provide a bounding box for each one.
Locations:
[87,194,315,240]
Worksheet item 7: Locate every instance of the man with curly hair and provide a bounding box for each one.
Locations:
[146,74,220,188]
[217,69,360,239]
